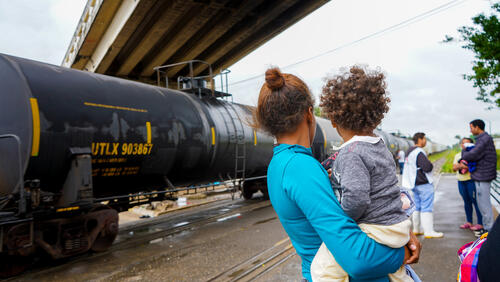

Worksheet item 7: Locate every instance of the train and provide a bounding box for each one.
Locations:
[0,54,446,274]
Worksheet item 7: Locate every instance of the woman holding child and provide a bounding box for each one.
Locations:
[255,66,421,281]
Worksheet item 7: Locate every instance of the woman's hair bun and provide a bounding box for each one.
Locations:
[265,67,285,90]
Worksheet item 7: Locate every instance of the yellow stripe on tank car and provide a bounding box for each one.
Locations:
[322,128,327,149]
[30,98,40,157]
[211,127,216,145]
[146,122,151,144]
[253,130,257,146]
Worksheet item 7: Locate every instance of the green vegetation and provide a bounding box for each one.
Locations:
[497,149,500,170]
[314,106,322,117]
[428,150,451,163]
[440,149,460,173]
[446,2,500,108]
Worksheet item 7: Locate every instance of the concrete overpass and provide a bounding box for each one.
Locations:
[62,0,329,85]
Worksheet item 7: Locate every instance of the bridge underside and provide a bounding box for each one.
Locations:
[63,0,329,85]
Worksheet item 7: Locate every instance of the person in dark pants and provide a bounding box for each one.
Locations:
[457,119,497,233]
[477,216,500,281]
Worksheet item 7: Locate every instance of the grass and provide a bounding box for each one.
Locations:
[440,149,460,173]
[497,149,500,170]
[428,150,451,163]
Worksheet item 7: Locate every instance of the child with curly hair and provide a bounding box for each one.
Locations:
[311,66,416,282]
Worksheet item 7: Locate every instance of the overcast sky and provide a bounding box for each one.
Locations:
[0,0,499,145]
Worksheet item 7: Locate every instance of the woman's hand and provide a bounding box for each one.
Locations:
[327,168,332,178]
[404,231,421,264]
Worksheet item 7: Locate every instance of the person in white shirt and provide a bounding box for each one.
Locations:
[397,149,405,174]
[402,132,444,238]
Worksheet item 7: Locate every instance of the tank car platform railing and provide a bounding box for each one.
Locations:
[153,60,232,99]
[154,60,212,95]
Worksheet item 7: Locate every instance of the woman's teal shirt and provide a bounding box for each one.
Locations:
[267,144,404,281]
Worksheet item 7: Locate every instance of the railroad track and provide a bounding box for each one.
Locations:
[207,237,296,282]
[113,198,271,250]
[9,198,272,281]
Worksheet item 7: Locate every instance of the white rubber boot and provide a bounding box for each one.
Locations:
[421,212,444,238]
[412,211,423,235]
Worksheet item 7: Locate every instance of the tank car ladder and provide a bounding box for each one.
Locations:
[219,102,246,199]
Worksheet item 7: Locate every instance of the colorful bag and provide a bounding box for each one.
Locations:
[457,233,488,282]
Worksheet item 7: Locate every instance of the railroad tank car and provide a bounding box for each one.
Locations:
[375,130,399,157]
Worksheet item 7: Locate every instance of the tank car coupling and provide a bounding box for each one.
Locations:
[26,180,41,208]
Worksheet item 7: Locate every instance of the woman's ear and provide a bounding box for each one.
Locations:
[307,107,314,122]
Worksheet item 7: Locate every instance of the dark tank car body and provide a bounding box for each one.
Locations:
[0,55,277,199]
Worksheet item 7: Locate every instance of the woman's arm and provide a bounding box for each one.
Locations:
[284,156,405,280]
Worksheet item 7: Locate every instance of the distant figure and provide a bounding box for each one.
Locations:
[402,132,444,238]
[313,66,418,282]
[458,119,497,234]
[397,149,405,174]
[452,138,483,231]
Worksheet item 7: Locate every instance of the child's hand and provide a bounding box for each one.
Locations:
[327,168,332,178]
[401,193,411,210]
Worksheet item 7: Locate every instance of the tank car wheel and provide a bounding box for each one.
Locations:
[91,220,118,252]
[260,188,269,200]
[242,187,254,200]
[89,206,119,252]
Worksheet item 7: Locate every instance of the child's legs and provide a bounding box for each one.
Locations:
[458,180,473,223]
[359,222,414,282]
[310,243,349,282]
[359,220,411,248]
[311,221,412,282]
[389,267,415,282]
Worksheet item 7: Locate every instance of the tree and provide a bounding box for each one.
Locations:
[449,2,500,108]
[314,106,322,117]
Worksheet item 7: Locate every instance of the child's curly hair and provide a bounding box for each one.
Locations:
[320,66,390,132]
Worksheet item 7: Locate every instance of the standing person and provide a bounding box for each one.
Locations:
[452,138,483,231]
[458,119,497,233]
[402,132,444,238]
[397,149,405,174]
[255,67,421,282]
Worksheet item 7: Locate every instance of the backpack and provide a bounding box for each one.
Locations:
[457,233,488,282]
